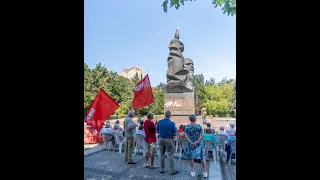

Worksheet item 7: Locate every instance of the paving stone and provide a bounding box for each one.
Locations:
[84,150,214,180]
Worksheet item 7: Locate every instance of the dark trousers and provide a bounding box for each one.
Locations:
[225,144,235,160]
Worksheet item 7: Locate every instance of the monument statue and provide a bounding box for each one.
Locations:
[164,28,200,120]
[166,27,195,93]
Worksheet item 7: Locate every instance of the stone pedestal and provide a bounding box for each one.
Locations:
[164,92,199,115]
[164,92,200,125]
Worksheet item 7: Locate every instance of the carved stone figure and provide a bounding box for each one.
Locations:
[184,58,195,91]
[166,28,195,93]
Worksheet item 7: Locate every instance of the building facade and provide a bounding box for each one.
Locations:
[121,66,146,80]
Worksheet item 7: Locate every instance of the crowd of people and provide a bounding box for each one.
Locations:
[99,110,236,178]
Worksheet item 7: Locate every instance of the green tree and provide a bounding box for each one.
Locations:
[217,77,228,86]
[204,84,232,102]
[162,0,236,16]
[230,79,236,117]
[194,74,206,105]
[149,87,165,115]
[202,100,231,117]
[156,82,167,93]
[226,78,235,85]
[131,72,140,85]
[202,79,234,117]
[84,63,93,116]
[111,73,134,117]
[205,77,215,86]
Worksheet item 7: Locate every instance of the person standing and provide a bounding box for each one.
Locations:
[157,110,178,175]
[124,110,138,164]
[201,108,207,124]
[183,114,207,178]
[143,112,158,169]
[226,123,236,137]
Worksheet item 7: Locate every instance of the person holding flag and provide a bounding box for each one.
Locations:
[121,74,154,164]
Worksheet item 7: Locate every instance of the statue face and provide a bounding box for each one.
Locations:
[179,42,184,52]
[184,58,194,71]
[169,39,184,53]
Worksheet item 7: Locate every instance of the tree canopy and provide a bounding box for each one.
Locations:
[162,0,236,16]
[84,63,236,118]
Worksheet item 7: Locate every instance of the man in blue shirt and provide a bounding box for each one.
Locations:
[157,110,178,175]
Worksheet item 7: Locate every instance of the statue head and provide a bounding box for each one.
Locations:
[184,58,194,72]
[169,39,184,53]
[169,27,184,52]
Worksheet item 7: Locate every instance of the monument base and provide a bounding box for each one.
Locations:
[164,92,199,125]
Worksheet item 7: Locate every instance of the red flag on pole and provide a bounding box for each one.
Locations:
[132,74,154,110]
[84,88,119,132]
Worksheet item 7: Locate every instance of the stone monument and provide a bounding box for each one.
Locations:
[164,28,200,125]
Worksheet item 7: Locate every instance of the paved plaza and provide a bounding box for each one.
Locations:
[84,146,223,180]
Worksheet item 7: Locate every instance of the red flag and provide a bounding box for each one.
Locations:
[84,88,119,132]
[132,74,154,110]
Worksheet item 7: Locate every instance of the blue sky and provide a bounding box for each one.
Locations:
[84,0,236,87]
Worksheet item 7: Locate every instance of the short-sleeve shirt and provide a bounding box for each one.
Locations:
[124,117,136,138]
[227,135,236,141]
[216,130,228,136]
[226,128,236,137]
[178,129,184,133]
[144,119,156,143]
[203,134,219,144]
[156,118,177,138]
[185,124,203,143]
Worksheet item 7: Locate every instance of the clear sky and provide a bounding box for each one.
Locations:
[84,0,236,87]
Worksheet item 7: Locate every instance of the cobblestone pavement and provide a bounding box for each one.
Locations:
[219,158,235,180]
[84,150,211,180]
